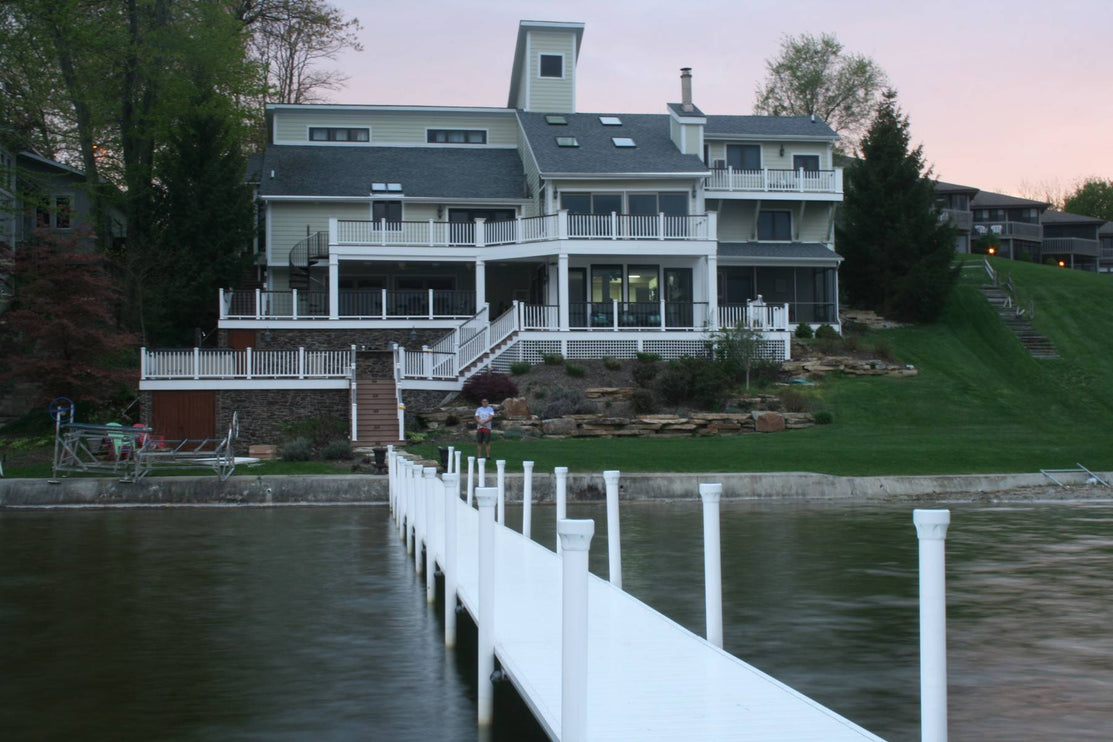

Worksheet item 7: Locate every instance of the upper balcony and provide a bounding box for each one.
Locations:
[973,221,1042,241]
[331,211,716,249]
[1042,237,1099,257]
[704,167,843,201]
[939,208,973,232]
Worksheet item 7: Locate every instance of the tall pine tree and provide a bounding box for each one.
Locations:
[837,90,957,322]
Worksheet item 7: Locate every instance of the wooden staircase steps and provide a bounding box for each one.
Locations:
[979,285,1059,359]
[355,378,402,445]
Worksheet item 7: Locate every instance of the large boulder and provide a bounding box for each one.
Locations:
[541,417,577,437]
[501,397,531,418]
[753,411,786,433]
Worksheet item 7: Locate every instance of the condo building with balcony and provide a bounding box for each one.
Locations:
[139,20,844,444]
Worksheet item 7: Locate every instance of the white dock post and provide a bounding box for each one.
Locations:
[496,459,506,524]
[415,463,426,574]
[424,467,438,603]
[467,456,475,507]
[558,518,595,742]
[454,450,462,481]
[443,472,459,647]
[555,467,569,555]
[478,457,486,488]
[476,486,498,726]
[699,482,724,649]
[603,470,622,589]
[405,462,415,553]
[914,509,951,742]
[446,445,455,473]
[387,448,395,514]
[522,461,534,539]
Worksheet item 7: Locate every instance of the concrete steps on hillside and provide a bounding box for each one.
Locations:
[979,285,1059,359]
[354,379,401,445]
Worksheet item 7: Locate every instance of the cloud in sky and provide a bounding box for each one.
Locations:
[327,0,1113,196]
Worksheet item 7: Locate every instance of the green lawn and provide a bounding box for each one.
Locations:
[410,257,1113,475]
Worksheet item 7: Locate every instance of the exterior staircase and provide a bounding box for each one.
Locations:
[979,284,1059,359]
[354,378,401,445]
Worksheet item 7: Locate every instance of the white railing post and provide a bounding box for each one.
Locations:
[443,472,459,647]
[424,466,438,603]
[658,211,665,240]
[727,165,734,191]
[915,509,951,742]
[405,462,415,553]
[140,347,148,379]
[428,218,435,247]
[522,461,534,539]
[246,347,253,379]
[478,457,486,488]
[659,299,667,330]
[475,217,486,248]
[254,287,262,319]
[193,347,200,380]
[476,486,498,726]
[298,347,306,379]
[610,211,617,239]
[218,289,226,320]
[798,167,805,192]
[558,209,569,240]
[496,459,506,524]
[428,288,434,319]
[414,462,425,573]
[291,288,299,320]
[555,466,569,555]
[467,456,475,506]
[612,299,619,331]
[454,450,462,482]
[699,482,724,648]
[603,470,622,588]
[381,288,387,319]
[558,518,595,742]
[447,445,455,474]
[423,346,432,380]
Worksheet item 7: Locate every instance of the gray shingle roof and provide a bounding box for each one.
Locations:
[1040,209,1105,226]
[704,115,838,140]
[934,180,979,195]
[970,189,1048,209]
[718,243,841,263]
[518,112,707,176]
[259,146,526,199]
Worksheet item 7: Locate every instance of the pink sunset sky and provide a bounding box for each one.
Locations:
[329,0,1112,198]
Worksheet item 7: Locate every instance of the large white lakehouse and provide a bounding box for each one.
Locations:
[139,20,844,445]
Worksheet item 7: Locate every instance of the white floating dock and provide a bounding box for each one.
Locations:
[438,491,885,740]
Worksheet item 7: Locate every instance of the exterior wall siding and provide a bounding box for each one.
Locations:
[527,30,576,112]
[273,111,518,146]
[705,141,830,170]
[715,201,833,243]
[269,201,369,263]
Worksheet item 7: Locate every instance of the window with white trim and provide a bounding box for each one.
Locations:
[427,129,487,144]
[308,127,370,142]
[758,210,791,241]
[539,54,563,78]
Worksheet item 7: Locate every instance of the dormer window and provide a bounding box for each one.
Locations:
[612,137,636,148]
[539,54,563,78]
[556,136,579,148]
[599,116,622,126]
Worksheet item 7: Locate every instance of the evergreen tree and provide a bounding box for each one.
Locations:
[837,91,958,322]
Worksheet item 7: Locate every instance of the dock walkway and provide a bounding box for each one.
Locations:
[398,461,886,741]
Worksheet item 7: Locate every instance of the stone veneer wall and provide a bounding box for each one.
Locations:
[217,389,348,448]
[217,328,447,352]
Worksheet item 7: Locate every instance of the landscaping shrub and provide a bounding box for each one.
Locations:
[815,324,840,340]
[814,410,834,425]
[636,351,661,363]
[280,437,313,461]
[603,356,622,370]
[280,415,348,449]
[542,353,564,365]
[461,372,518,404]
[778,388,812,413]
[540,389,597,419]
[795,323,814,339]
[632,362,659,387]
[631,388,658,414]
[509,361,531,375]
[501,427,524,441]
[871,338,896,362]
[655,356,729,410]
[564,363,585,377]
[320,439,353,460]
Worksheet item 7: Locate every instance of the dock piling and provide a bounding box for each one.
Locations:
[467,456,475,506]
[476,486,498,726]
[699,482,723,648]
[424,467,438,603]
[914,509,950,742]
[478,457,486,488]
[603,470,622,588]
[554,467,569,555]
[496,460,506,524]
[444,472,459,647]
[558,518,595,742]
[522,461,534,539]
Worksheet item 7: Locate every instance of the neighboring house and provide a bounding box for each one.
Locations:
[1099,221,1113,273]
[933,181,978,254]
[1039,209,1104,271]
[970,189,1048,262]
[139,19,844,445]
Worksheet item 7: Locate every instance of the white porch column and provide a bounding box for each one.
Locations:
[558,518,595,742]
[328,255,339,320]
[558,253,570,331]
[475,259,486,313]
[706,253,719,331]
[915,509,951,742]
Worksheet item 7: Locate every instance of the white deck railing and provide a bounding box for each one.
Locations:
[718,298,791,331]
[973,221,1043,240]
[333,211,714,248]
[1043,237,1099,257]
[705,167,842,194]
[220,288,476,320]
[141,346,355,380]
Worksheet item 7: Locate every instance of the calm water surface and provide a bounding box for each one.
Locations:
[2,500,1110,741]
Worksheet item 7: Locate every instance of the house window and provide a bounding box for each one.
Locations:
[758,211,792,241]
[427,129,487,144]
[308,127,370,142]
[539,54,563,78]
[793,155,820,171]
[726,144,761,171]
[35,195,72,229]
[372,200,402,225]
[54,196,71,228]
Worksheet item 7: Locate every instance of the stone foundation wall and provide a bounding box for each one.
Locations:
[217,389,348,448]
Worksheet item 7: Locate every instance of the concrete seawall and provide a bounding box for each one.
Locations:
[2,470,1110,507]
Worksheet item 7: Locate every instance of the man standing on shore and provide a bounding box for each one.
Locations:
[474,398,494,459]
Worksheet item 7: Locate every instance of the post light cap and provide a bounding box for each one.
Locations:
[475,486,498,507]
[699,482,723,502]
[603,469,621,483]
[555,466,569,475]
[557,518,595,551]
[913,508,951,540]
[522,460,535,470]
[496,459,506,470]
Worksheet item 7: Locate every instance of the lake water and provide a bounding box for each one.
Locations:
[1,499,1110,740]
